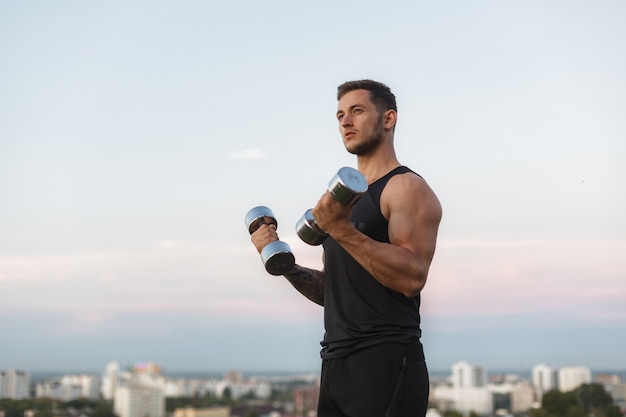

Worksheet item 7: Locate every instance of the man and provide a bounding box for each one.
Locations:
[250,80,442,417]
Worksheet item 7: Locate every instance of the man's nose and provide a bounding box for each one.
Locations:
[341,114,352,127]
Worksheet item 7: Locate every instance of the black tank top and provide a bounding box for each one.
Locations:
[320,166,422,359]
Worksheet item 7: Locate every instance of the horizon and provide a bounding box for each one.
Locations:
[19,365,626,378]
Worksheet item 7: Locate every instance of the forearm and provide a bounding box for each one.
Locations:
[331,226,427,298]
[283,264,325,306]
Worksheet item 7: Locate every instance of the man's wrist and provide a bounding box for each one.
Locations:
[329,221,358,243]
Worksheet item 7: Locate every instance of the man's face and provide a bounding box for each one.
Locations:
[336,89,385,156]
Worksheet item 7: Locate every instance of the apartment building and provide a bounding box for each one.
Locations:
[0,370,30,399]
[532,363,558,393]
[559,366,592,392]
[36,374,101,400]
[114,385,165,417]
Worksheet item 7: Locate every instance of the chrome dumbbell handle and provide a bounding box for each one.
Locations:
[295,209,327,246]
[328,166,368,205]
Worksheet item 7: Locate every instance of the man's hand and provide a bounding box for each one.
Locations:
[250,220,279,254]
[311,191,354,237]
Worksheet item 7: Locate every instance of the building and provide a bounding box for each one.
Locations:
[293,384,320,416]
[114,385,165,417]
[596,374,626,411]
[452,361,487,388]
[432,362,493,415]
[173,406,230,417]
[595,373,622,385]
[607,383,626,411]
[432,385,494,415]
[226,378,272,400]
[558,366,591,392]
[36,374,101,400]
[511,382,537,413]
[36,380,65,400]
[532,364,558,393]
[101,361,122,400]
[100,361,272,401]
[0,370,30,399]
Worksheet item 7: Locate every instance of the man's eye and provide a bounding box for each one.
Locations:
[337,114,344,121]
[353,108,363,114]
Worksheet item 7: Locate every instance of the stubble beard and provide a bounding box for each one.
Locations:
[345,115,385,156]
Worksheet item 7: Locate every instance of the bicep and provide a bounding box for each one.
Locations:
[385,176,442,263]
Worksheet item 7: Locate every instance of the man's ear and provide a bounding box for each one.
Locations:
[384,110,397,130]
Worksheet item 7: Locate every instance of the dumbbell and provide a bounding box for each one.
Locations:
[245,206,295,275]
[296,167,368,245]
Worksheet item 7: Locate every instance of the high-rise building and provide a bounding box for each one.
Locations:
[0,370,30,399]
[558,366,591,392]
[532,364,558,393]
[101,361,122,400]
[114,385,165,417]
[432,362,493,415]
[452,361,487,388]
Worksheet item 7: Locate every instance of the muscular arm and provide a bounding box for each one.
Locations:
[283,264,325,306]
[313,172,442,298]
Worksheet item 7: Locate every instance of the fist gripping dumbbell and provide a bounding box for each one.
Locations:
[245,206,295,275]
[296,167,368,245]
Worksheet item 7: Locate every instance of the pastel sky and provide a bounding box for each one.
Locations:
[1,0,625,374]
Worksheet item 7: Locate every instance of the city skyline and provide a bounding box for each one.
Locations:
[1,1,625,373]
[6,359,626,379]
[5,360,622,384]
[5,362,624,417]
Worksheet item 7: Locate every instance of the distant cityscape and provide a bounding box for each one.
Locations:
[2,361,625,417]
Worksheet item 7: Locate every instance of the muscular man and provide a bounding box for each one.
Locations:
[251,80,442,417]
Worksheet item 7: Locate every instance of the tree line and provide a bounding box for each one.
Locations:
[530,383,622,417]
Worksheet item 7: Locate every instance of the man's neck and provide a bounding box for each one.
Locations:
[357,148,401,184]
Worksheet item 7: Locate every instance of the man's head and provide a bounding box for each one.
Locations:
[337,80,397,116]
[336,80,397,155]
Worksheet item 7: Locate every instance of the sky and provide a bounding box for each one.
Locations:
[1,0,625,376]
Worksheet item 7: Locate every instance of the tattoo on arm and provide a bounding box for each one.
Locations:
[284,265,325,306]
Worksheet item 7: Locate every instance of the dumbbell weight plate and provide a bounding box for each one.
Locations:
[328,167,368,206]
[261,241,295,275]
[295,209,327,246]
[245,206,278,234]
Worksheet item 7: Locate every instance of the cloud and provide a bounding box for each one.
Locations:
[423,238,626,322]
[2,237,624,340]
[228,149,267,160]
[51,312,113,334]
[0,239,322,325]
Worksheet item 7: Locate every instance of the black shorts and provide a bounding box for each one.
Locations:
[318,341,429,417]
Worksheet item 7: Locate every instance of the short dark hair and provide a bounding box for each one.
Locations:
[337,80,397,114]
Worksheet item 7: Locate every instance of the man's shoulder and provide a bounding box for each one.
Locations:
[385,170,441,215]
[386,168,430,193]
